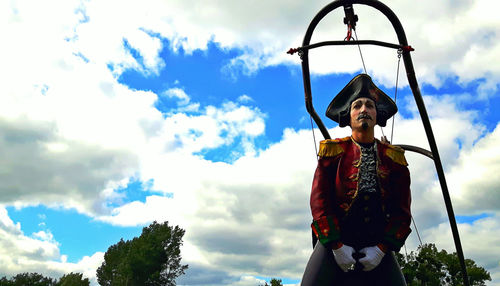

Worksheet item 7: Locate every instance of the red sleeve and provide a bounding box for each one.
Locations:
[382,163,412,251]
[310,156,342,246]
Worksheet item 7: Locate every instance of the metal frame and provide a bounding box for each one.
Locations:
[293,1,469,284]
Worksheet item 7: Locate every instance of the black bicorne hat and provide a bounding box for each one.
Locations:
[325,74,397,127]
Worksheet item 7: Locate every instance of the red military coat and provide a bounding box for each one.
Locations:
[310,136,412,251]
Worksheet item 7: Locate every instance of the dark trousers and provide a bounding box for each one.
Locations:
[301,242,407,286]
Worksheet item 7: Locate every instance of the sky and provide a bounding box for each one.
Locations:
[0,0,499,285]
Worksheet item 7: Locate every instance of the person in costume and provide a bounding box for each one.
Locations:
[301,74,411,286]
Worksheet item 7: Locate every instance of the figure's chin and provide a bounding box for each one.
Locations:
[361,122,369,130]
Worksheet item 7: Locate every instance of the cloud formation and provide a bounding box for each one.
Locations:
[5,0,496,90]
[0,206,103,283]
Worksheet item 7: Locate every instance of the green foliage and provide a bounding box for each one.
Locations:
[0,272,89,286]
[56,272,90,286]
[96,238,132,285]
[396,243,491,286]
[0,272,56,286]
[96,220,188,286]
[259,278,283,286]
[0,277,10,286]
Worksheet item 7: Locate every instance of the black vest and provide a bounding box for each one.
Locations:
[340,142,386,250]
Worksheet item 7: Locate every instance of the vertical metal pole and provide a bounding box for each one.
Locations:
[403,53,471,286]
[356,2,471,284]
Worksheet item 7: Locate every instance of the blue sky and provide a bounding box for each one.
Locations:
[1,0,500,285]
[118,42,309,149]
[7,205,143,263]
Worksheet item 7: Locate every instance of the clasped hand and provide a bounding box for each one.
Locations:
[333,245,385,272]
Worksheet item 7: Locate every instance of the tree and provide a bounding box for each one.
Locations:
[259,278,283,286]
[96,238,132,285]
[0,276,12,286]
[0,273,56,286]
[56,272,90,286]
[0,272,89,286]
[96,221,188,286]
[396,243,491,286]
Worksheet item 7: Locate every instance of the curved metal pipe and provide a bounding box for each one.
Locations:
[395,145,434,160]
[299,1,469,285]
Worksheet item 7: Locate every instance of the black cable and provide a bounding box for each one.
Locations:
[404,244,408,262]
[353,29,367,74]
[310,115,319,161]
[412,216,423,246]
[390,49,402,143]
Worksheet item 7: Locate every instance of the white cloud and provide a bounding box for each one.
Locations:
[32,230,56,243]
[163,87,192,106]
[238,94,254,103]
[2,0,500,92]
[1,0,272,215]
[0,116,139,214]
[89,128,317,281]
[0,206,101,284]
[427,217,500,270]
[94,0,500,92]
[300,0,500,92]
[446,122,500,213]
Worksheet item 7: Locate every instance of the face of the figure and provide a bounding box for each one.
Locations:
[350,97,377,131]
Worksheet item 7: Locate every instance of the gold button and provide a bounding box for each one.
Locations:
[364,195,370,201]
[352,160,360,168]
[364,217,371,223]
[364,207,369,212]
[348,173,358,181]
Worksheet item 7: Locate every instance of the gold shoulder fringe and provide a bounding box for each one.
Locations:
[385,145,408,166]
[317,138,348,157]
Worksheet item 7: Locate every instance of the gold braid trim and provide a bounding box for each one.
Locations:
[385,145,408,166]
[317,138,347,157]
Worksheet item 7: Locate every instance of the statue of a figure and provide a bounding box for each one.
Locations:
[301,74,411,286]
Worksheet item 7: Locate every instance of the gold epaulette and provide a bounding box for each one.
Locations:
[317,137,349,157]
[385,144,408,166]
